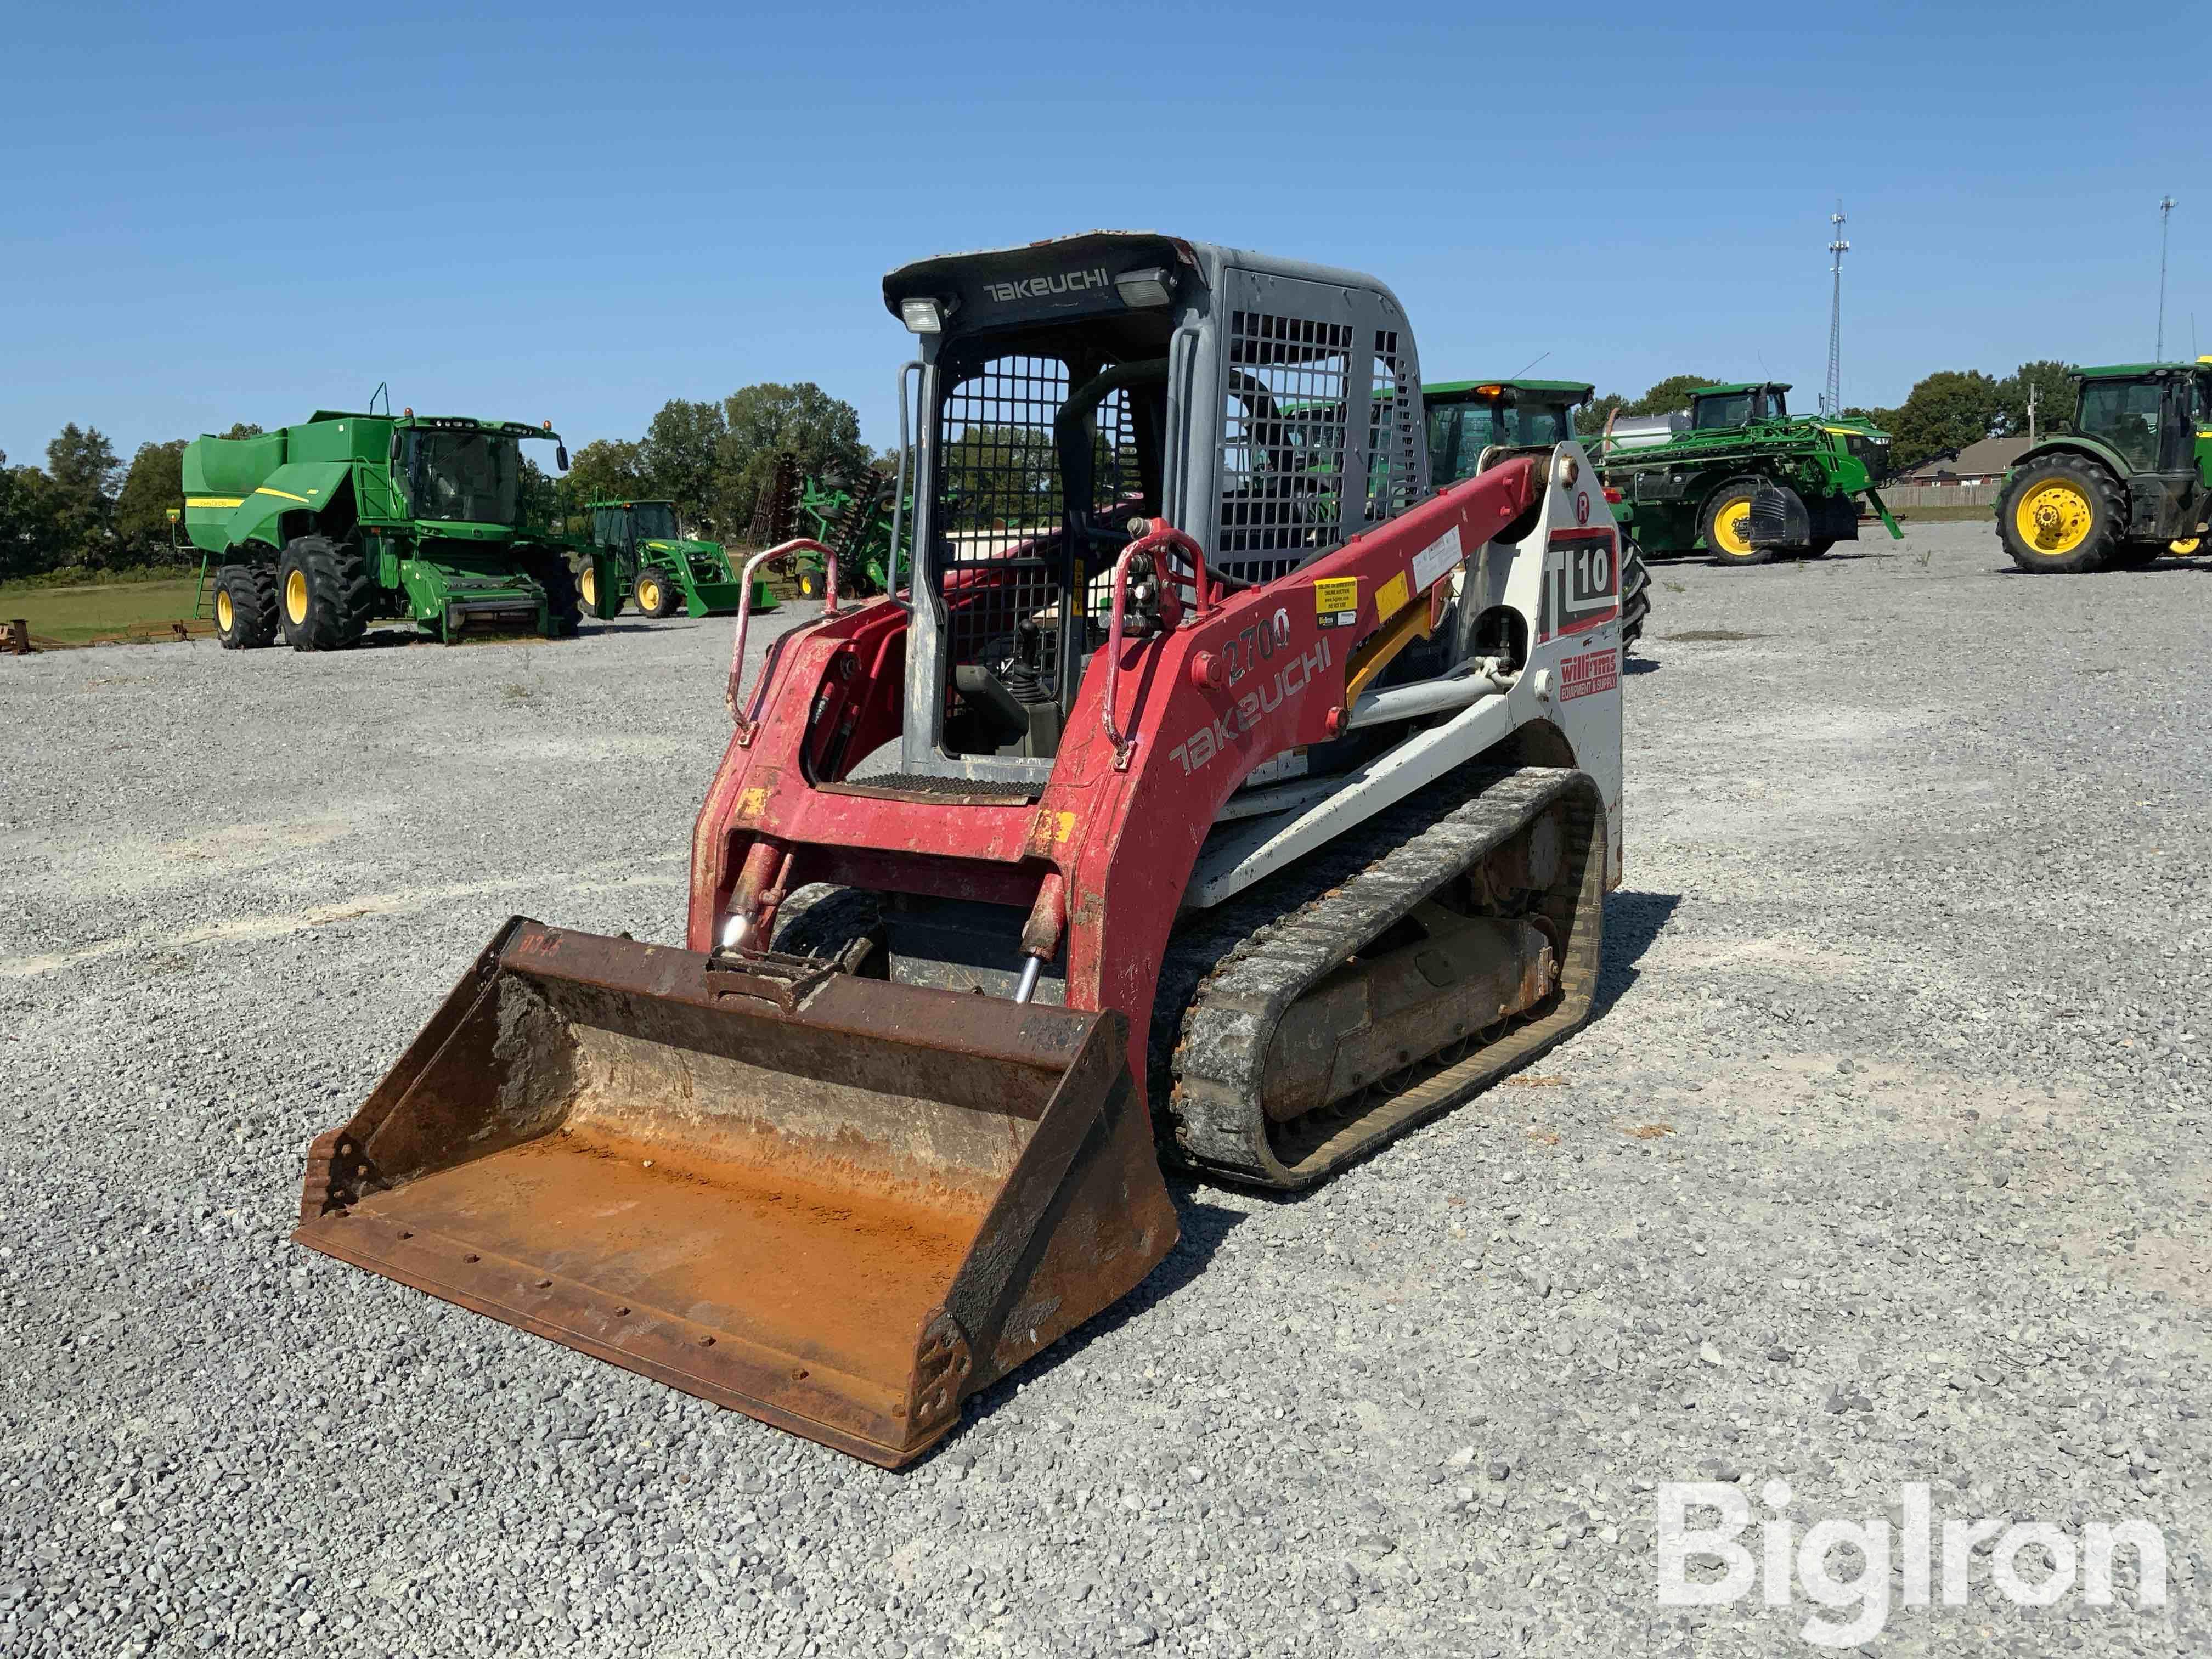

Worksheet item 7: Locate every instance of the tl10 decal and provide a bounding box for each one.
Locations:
[1170,636,1333,775]
[1544,527,1620,641]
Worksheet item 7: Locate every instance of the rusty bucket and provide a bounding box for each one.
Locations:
[294,919,1177,1466]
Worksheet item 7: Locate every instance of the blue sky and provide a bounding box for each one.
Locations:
[3,2,2204,467]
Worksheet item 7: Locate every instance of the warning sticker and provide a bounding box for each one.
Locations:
[1559,648,1619,701]
[1374,571,1410,622]
[1411,526,1463,591]
[1313,575,1359,628]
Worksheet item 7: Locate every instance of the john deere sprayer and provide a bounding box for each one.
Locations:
[1587,381,1900,566]
[1424,377,1651,646]
[1996,358,2212,573]
[184,405,579,649]
[579,500,776,619]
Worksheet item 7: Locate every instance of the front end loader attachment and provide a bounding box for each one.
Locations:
[294,920,1176,1467]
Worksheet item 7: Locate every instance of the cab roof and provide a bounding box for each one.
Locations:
[1424,378,1595,401]
[1689,382,1791,398]
[2075,359,2212,381]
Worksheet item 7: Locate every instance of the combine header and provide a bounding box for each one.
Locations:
[296,234,1626,1466]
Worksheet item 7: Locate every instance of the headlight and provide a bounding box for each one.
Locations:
[1113,268,1174,308]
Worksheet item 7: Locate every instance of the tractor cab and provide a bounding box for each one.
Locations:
[2066,363,2212,477]
[590,499,683,552]
[1689,382,1789,430]
[1423,380,1594,486]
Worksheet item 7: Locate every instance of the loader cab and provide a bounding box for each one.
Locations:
[1424,380,1594,486]
[1689,382,1789,430]
[2068,365,2208,477]
[590,499,682,552]
[883,233,1425,784]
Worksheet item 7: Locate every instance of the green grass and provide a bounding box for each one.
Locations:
[0,574,210,645]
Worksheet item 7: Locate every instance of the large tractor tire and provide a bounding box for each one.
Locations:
[212,563,279,650]
[1620,540,1651,650]
[574,555,621,619]
[1698,478,1775,567]
[277,535,374,651]
[634,565,680,619]
[534,557,583,638]
[1999,455,2123,573]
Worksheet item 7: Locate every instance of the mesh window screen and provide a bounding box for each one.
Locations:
[1218,311,1353,584]
[1365,332,1419,522]
[934,355,1081,676]
[1082,387,1140,618]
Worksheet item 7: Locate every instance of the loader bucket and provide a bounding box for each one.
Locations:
[294,919,1177,1467]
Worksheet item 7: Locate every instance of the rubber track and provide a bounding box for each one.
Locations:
[1157,765,1605,1189]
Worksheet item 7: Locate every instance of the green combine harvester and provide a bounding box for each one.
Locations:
[1996,358,2212,572]
[184,401,580,650]
[579,500,776,619]
[1586,381,1899,566]
[1423,377,1651,647]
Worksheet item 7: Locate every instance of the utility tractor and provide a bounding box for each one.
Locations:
[579,499,775,619]
[1425,377,1650,647]
[295,234,1626,1468]
[185,401,579,648]
[1588,381,1899,566]
[1997,358,2212,572]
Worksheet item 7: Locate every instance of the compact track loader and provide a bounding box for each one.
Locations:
[296,234,1626,1466]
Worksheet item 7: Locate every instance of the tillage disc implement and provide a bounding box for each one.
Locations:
[296,233,1627,1465]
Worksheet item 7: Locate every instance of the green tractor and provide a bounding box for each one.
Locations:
[1585,381,1900,566]
[185,404,580,650]
[580,500,776,619]
[1996,359,2212,573]
[1423,377,1651,647]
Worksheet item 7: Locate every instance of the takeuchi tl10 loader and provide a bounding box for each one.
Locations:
[295,234,1627,1467]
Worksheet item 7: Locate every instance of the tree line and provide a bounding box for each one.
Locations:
[0,383,873,585]
[1577,362,2079,472]
[0,359,2109,584]
[0,424,267,583]
[563,384,876,540]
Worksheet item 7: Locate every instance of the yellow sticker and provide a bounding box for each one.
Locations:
[1374,572,1409,622]
[1052,810,1076,844]
[737,787,769,822]
[1313,576,1359,626]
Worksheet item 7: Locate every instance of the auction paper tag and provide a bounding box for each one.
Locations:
[1313,576,1359,628]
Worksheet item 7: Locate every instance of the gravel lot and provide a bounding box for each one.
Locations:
[3,522,2208,1658]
